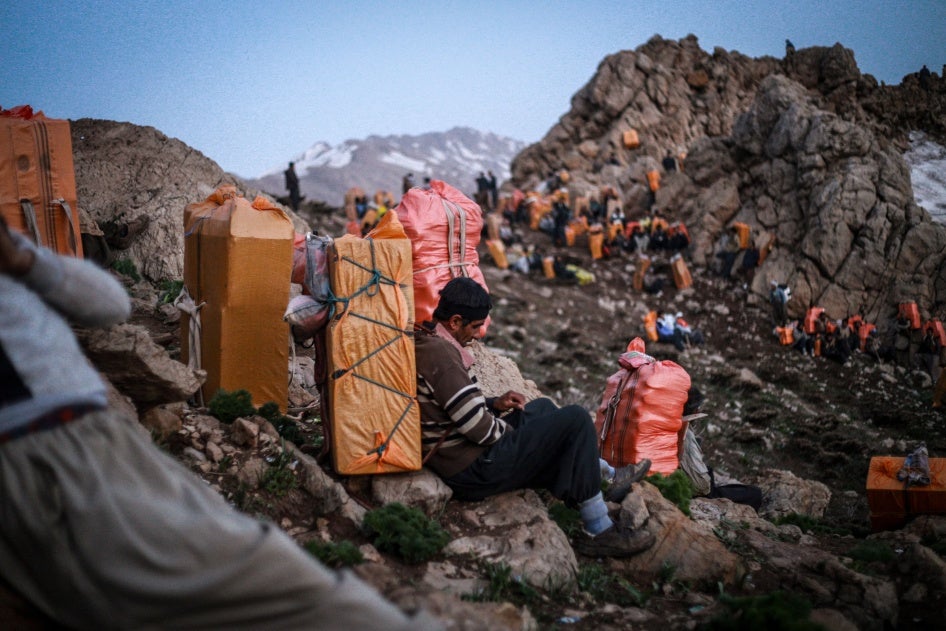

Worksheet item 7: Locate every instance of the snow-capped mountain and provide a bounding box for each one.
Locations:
[905,131,946,224]
[250,127,525,207]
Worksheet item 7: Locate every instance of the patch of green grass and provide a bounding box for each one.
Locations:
[773,513,851,536]
[110,258,140,281]
[463,561,539,604]
[701,591,825,630]
[647,470,694,516]
[848,540,894,564]
[548,502,582,538]
[208,388,257,424]
[362,502,450,564]
[157,279,184,304]
[576,562,646,607]
[305,539,365,568]
[260,450,297,497]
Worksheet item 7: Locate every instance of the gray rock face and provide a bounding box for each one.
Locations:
[510,35,946,326]
[71,119,306,282]
[76,323,202,407]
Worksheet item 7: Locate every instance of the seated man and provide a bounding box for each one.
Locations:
[415,277,653,558]
[0,216,436,629]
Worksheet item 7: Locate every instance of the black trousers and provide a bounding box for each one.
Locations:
[443,398,601,505]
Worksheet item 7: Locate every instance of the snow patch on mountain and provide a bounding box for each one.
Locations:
[249,127,525,206]
[905,131,946,224]
[380,151,427,172]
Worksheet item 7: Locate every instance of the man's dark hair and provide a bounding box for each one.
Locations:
[432,277,491,323]
[683,386,704,416]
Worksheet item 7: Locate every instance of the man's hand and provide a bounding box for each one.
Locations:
[493,391,526,412]
[0,216,34,277]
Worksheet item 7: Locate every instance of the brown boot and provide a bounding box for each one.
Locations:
[575,525,655,558]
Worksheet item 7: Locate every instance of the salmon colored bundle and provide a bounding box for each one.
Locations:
[397,180,489,331]
[595,338,691,474]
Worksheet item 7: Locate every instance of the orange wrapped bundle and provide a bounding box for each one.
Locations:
[326,211,420,475]
[182,186,293,409]
[899,302,921,329]
[595,338,691,473]
[804,306,825,335]
[1,105,83,257]
[397,180,489,331]
[642,310,658,342]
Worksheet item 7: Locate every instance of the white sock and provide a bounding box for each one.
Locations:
[579,492,614,536]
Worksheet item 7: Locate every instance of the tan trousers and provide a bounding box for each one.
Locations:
[0,410,439,630]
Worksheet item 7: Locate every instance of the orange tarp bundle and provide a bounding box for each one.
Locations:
[588,226,604,260]
[623,129,640,149]
[670,253,692,289]
[564,225,576,247]
[899,302,921,329]
[182,186,293,409]
[646,170,660,193]
[528,196,551,230]
[642,310,659,342]
[804,306,825,335]
[486,239,508,269]
[397,180,489,332]
[326,211,420,475]
[732,222,751,249]
[867,456,946,531]
[607,221,622,243]
[1,105,83,257]
[595,338,691,473]
[858,322,876,351]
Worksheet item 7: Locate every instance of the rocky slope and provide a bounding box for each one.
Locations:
[510,36,946,324]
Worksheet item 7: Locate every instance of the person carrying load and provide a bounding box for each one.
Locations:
[415,278,654,558]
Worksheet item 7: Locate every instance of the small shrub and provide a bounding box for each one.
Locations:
[463,561,538,604]
[111,258,141,281]
[208,389,256,424]
[305,539,364,568]
[848,540,894,564]
[158,279,184,304]
[260,450,297,497]
[258,401,303,444]
[702,591,823,630]
[647,470,694,516]
[362,502,449,564]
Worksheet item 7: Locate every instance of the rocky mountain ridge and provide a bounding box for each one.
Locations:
[510,35,946,328]
[247,127,525,207]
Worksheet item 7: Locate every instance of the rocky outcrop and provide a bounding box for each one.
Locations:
[510,35,946,324]
[75,322,202,407]
[672,74,946,322]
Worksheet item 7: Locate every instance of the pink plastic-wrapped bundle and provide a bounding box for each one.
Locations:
[594,338,691,474]
[398,180,490,331]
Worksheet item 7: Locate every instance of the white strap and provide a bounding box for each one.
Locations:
[174,286,206,406]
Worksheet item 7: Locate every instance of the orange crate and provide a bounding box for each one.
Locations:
[866,456,946,531]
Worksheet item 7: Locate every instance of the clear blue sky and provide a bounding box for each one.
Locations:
[2,1,942,178]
